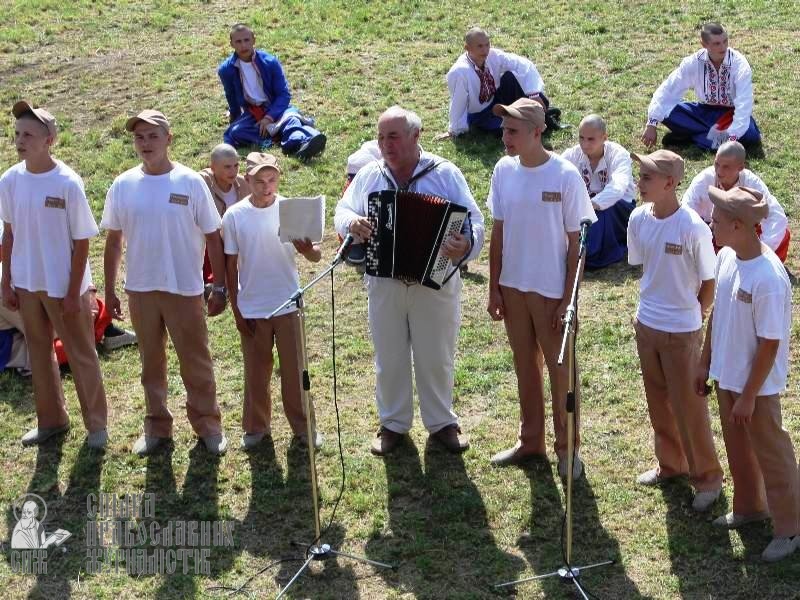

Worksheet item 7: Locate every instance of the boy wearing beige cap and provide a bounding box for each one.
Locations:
[697,185,799,562]
[627,149,723,511]
[222,153,321,450]
[486,98,596,478]
[102,109,229,456]
[0,101,108,448]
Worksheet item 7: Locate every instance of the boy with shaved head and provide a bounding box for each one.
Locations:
[641,22,761,151]
[562,114,636,268]
[698,186,798,562]
[486,98,596,479]
[682,141,790,261]
[199,143,251,217]
[219,23,326,160]
[0,101,108,449]
[439,27,546,139]
[627,149,723,512]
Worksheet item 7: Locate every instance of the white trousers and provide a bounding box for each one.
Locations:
[366,275,461,433]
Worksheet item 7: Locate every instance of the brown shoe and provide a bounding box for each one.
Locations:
[370,427,403,456]
[430,424,470,453]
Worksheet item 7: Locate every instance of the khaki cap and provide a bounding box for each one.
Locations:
[492,98,547,131]
[245,152,281,176]
[708,185,768,226]
[631,149,685,181]
[12,100,57,138]
[125,109,171,132]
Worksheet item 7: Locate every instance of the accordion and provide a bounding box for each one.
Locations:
[365,190,469,290]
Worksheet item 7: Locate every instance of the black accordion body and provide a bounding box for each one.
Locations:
[365,190,469,290]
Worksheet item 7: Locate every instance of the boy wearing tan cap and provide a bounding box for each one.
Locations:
[627,149,723,511]
[0,101,108,448]
[697,185,799,562]
[486,98,596,478]
[222,153,322,450]
[102,109,229,456]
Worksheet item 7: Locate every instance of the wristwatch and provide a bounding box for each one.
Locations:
[211,285,228,299]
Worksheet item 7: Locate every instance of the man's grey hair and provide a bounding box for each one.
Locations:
[210,143,239,164]
[379,105,422,134]
[465,27,489,45]
[579,113,607,134]
[716,140,746,163]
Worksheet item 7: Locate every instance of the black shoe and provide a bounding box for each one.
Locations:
[295,133,327,160]
[345,243,366,266]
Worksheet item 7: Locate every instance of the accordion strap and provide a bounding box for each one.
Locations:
[378,158,443,192]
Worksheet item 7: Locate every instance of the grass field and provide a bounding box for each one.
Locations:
[1,0,800,598]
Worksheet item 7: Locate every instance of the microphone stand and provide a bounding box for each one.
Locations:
[273,237,393,599]
[495,222,613,597]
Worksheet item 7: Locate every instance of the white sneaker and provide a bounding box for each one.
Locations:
[691,488,721,512]
[712,511,770,529]
[202,433,228,456]
[21,424,69,446]
[294,431,324,450]
[240,431,268,450]
[761,536,798,562]
[86,429,108,449]
[558,453,583,481]
[102,329,137,351]
[132,434,170,456]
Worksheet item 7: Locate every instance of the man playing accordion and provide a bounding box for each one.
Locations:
[334,106,485,456]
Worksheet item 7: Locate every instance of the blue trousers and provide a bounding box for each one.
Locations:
[467,72,549,132]
[224,108,321,153]
[662,102,761,150]
[586,199,635,269]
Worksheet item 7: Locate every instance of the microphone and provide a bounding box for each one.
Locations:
[333,233,355,265]
[578,218,592,258]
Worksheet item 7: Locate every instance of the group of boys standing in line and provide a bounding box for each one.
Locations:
[1,20,797,563]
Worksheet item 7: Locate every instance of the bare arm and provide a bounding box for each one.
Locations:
[1,222,17,310]
[292,238,322,263]
[695,310,713,396]
[487,220,504,321]
[697,278,715,320]
[103,229,124,319]
[62,238,90,314]
[225,253,253,336]
[730,338,781,425]
[553,231,581,329]
[205,230,227,317]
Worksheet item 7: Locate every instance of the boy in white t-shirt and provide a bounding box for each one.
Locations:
[627,149,723,512]
[486,98,596,479]
[222,153,321,450]
[0,101,108,448]
[697,185,799,562]
[102,109,229,456]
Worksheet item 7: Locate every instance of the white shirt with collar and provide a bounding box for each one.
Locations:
[334,150,485,265]
[681,166,788,251]
[647,48,755,139]
[560,141,636,211]
[446,48,544,135]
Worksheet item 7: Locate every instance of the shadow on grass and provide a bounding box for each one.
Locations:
[6,439,104,599]
[583,257,641,285]
[660,480,800,598]
[364,436,523,598]
[0,369,36,416]
[510,460,648,599]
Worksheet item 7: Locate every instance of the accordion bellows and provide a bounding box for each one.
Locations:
[365,190,468,290]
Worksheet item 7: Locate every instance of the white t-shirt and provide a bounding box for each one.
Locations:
[221,186,239,209]
[710,246,791,395]
[101,162,222,296]
[237,59,268,105]
[0,160,97,298]
[628,204,716,332]
[222,195,299,318]
[486,154,596,298]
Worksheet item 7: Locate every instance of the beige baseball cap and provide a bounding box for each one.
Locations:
[245,152,281,176]
[631,149,685,181]
[492,98,547,131]
[12,100,57,138]
[708,185,768,226]
[125,109,171,132]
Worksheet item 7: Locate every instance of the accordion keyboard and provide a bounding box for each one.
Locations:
[428,211,467,287]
